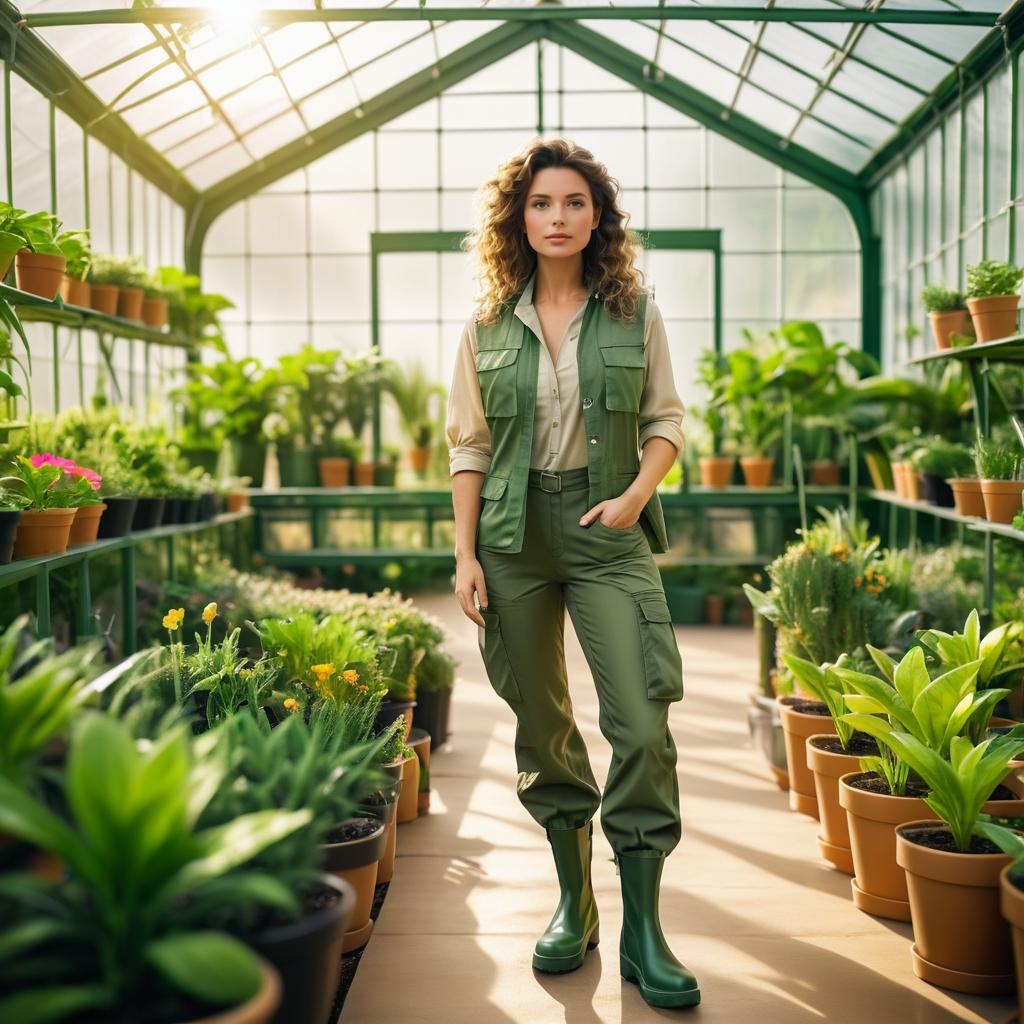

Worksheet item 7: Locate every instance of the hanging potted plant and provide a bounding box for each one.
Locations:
[9,208,66,300]
[56,228,92,307]
[922,283,973,350]
[973,436,1024,524]
[965,258,1024,343]
[909,437,973,509]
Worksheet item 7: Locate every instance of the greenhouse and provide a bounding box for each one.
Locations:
[6,0,1024,1021]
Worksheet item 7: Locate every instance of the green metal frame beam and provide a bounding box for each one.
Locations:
[184,19,545,271]
[0,1,197,207]
[22,6,1000,28]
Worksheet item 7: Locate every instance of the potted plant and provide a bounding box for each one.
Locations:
[408,725,432,815]
[140,273,169,329]
[922,283,972,350]
[889,438,922,501]
[63,461,108,546]
[7,207,67,299]
[411,645,457,750]
[973,436,1024,524]
[0,454,82,558]
[338,348,387,486]
[85,252,120,314]
[88,254,147,320]
[223,475,251,513]
[694,349,736,487]
[746,607,789,790]
[910,437,973,508]
[989,824,1024,1022]
[966,258,1024,343]
[56,228,92,307]
[0,202,27,279]
[0,713,308,1023]
[373,444,401,486]
[318,433,360,488]
[0,484,27,564]
[379,359,445,475]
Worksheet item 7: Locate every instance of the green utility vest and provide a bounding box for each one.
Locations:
[474,289,671,555]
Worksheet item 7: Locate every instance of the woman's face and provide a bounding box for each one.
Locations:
[523,166,601,260]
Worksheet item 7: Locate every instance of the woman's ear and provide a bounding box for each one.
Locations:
[592,205,602,229]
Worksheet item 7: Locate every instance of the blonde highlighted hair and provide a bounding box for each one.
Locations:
[462,137,647,326]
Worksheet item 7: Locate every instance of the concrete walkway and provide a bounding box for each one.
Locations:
[342,589,1018,1023]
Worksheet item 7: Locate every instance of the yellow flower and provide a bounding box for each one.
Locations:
[384,619,396,631]
[311,663,336,685]
[283,697,300,713]
[343,669,359,684]
[277,648,288,658]
[202,602,218,625]
[239,668,252,679]
[162,614,180,631]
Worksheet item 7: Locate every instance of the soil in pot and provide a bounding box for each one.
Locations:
[897,822,1016,994]
[778,696,834,819]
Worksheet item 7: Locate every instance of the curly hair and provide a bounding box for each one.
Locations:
[462,136,647,326]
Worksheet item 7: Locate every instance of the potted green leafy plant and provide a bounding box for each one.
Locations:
[56,228,92,307]
[966,258,1024,343]
[338,348,387,486]
[153,265,235,343]
[921,283,972,350]
[0,202,28,279]
[694,349,736,487]
[318,432,361,487]
[141,272,169,328]
[0,454,84,557]
[379,359,446,475]
[731,395,784,487]
[373,443,401,486]
[974,436,1024,523]
[88,253,148,320]
[909,437,974,508]
[7,207,67,299]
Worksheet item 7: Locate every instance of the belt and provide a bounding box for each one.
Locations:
[527,467,590,492]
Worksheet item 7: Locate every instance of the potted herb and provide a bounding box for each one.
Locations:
[0,484,27,563]
[318,433,360,487]
[695,349,735,487]
[909,437,973,508]
[966,258,1024,342]
[1,454,81,558]
[8,207,67,299]
[141,272,169,329]
[56,229,92,307]
[974,436,1024,524]
[921,283,972,350]
[88,254,149,320]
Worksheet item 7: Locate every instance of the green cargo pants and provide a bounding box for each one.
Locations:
[475,465,684,856]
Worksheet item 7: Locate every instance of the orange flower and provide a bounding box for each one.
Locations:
[283,697,300,713]
[343,669,359,684]
[311,663,336,685]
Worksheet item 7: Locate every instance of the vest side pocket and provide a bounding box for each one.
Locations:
[632,590,684,701]
[600,345,646,412]
[475,347,520,417]
[477,608,523,703]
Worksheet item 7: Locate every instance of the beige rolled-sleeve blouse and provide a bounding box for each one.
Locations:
[446,271,686,477]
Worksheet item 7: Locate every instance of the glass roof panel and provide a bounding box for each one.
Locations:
[219,77,293,135]
[244,111,308,158]
[280,46,347,99]
[299,77,362,128]
[146,106,219,152]
[195,45,275,99]
[263,22,335,67]
[165,121,236,167]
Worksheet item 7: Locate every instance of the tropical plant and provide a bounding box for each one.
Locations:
[921,283,966,313]
[0,203,63,255]
[0,713,311,1023]
[966,258,1024,299]
[379,359,445,453]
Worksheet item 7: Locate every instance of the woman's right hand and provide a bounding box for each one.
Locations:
[455,555,489,627]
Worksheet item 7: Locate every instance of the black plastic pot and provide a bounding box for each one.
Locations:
[131,497,165,532]
[412,688,452,750]
[233,437,267,488]
[249,872,354,1024]
[161,497,183,525]
[179,496,201,523]
[0,509,21,564]
[278,445,318,488]
[374,698,416,738]
[322,817,387,872]
[97,496,138,539]
[197,492,217,521]
[919,473,955,508]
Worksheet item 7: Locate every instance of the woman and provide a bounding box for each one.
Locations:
[445,138,699,1010]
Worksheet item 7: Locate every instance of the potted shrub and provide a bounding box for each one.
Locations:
[141,272,169,328]
[973,436,1024,524]
[56,228,92,307]
[0,484,27,564]
[8,207,67,299]
[910,437,973,508]
[921,283,972,350]
[966,258,1024,343]
[1,454,82,558]
[0,714,308,1023]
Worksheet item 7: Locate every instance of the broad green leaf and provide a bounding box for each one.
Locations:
[0,986,110,1024]
[147,931,262,1006]
[865,644,896,684]
[843,694,886,715]
[893,646,930,708]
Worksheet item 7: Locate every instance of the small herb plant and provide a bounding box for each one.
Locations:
[88,253,149,290]
[966,259,1024,299]
[910,438,974,479]
[973,437,1022,481]
[921,283,966,313]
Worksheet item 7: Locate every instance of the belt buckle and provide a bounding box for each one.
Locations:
[539,471,561,493]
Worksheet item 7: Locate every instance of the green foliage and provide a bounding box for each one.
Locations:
[921,283,966,313]
[416,646,456,693]
[907,545,984,632]
[88,253,148,290]
[0,203,63,256]
[973,436,1021,480]
[153,266,234,344]
[0,456,84,510]
[782,654,859,748]
[55,230,92,281]
[0,713,310,1021]
[966,258,1024,299]
[379,360,446,452]
[909,437,974,478]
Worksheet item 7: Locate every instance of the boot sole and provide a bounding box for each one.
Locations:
[532,923,600,973]
[620,952,701,1007]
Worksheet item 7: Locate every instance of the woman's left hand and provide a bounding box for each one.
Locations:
[579,491,646,531]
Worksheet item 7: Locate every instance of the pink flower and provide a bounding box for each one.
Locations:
[27,453,102,490]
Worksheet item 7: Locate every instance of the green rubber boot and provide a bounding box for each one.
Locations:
[616,851,701,1008]
[532,822,601,973]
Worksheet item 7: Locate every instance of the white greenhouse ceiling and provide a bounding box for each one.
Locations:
[11,0,1014,191]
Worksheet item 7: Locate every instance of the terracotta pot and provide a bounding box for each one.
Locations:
[808,460,840,486]
[409,447,431,472]
[396,751,420,824]
[359,793,398,885]
[698,455,734,488]
[806,735,865,874]
[740,456,774,488]
[897,820,1015,994]
[178,959,281,1024]
[703,594,724,626]
[967,294,1020,343]
[59,275,90,307]
[15,251,65,300]
[12,507,77,559]
[89,284,119,315]
[840,770,1024,921]
[890,461,907,498]
[322,818,386,953]
[778,697,835,819]
[141,296,168,328]
[226,491,249,513]
[353,461,376,486]
[117,286,144,321]
[949,477,986,517]
[317,457,350,487]
[929,309,971,350]
[904,465,921,501]
[1000,862,1024,1022]
[67,503,107,547]
[408,726,431,815]
[980,479,1024,524]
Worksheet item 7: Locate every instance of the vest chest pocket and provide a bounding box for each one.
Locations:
[600,345,646,412]
[476,347,520,417]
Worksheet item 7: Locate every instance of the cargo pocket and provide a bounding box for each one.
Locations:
[478,608,523,703]
[600,344,646,412]
[633,590,684,700]
[476,347,520,417]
